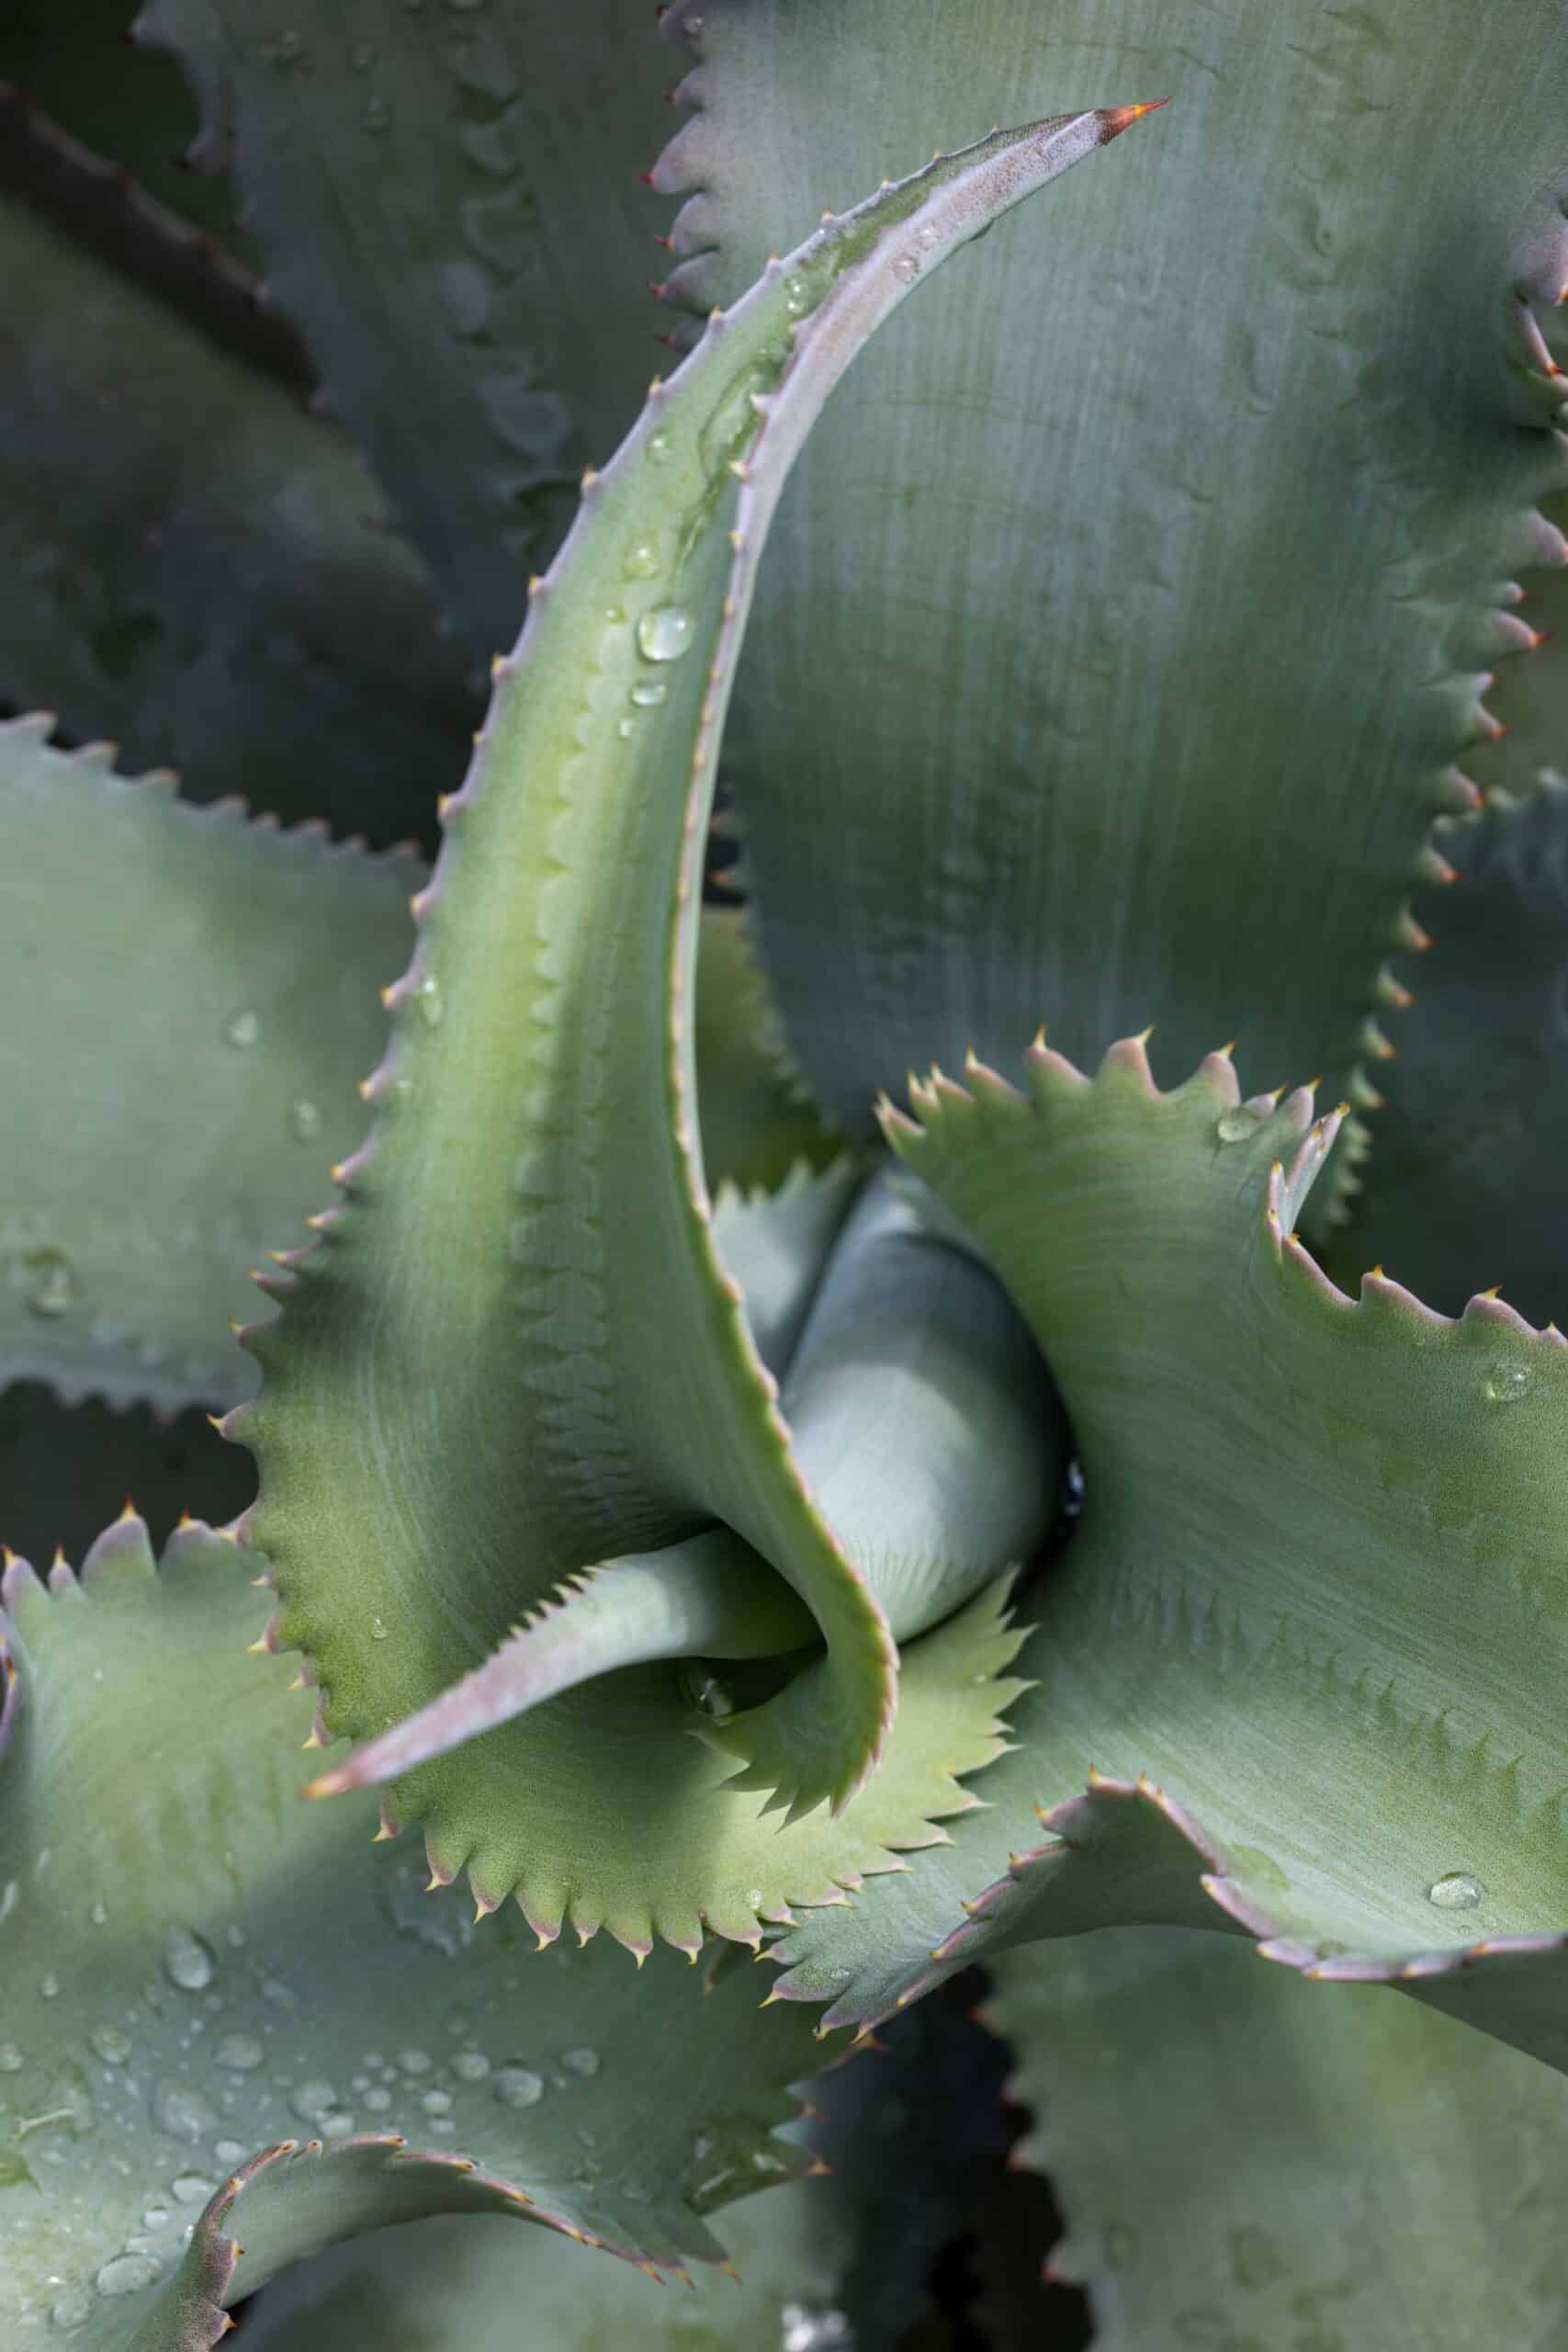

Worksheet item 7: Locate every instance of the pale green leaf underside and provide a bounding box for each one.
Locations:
[773,1036,1568,2074]
[0,718,412,1415]
[1327,783,1568,1326]
[140,0,674,655]
[0,189,473,839]
[660,0,1568,1200]
[991,1927,1568,2351]
[0,1518,830,2346]
[241,112,1118,1922]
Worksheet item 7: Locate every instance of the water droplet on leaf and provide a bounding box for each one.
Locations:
[172,2173,217,2204]
[1427,1871,1485,1911]
[637,605,694,664]
[623,537,661,580]
[0,2043,22,2072]
[412,976,444,1027]
[647,429,673,466]
[290,2080,338,2122]
[1215,1106,1266,1144]
[289,1098,323,1143]
[562,2045,599,2078]
[629,681,668,709]
[222,1009,261,1050]
[1483,1362,1529,1406]
[162,1928,215,1993]
[151,2079,218,2143]
[492,2064,544,2108]
[96,2253,162,2298]
[892,251,920,284]
[90,2027,131,2065]
[16,1248,76,1320]
[683,2117,795,2213]
[216,2033,263,2073]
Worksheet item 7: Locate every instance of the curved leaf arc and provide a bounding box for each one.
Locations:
[236,108,1142,1949]
[764,1031,1568,2078]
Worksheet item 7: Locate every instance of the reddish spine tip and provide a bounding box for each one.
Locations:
[1100,98,1169,141]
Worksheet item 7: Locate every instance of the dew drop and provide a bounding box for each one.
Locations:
[290,2080,338,2122]
[172,2172,217,2205]
[421,2087,454,2115]
[221,1009,261,1051]
[562,2045,600,2079]
[215,2033,264,2073]
[0,2043,24,2073]
[50,2285,93,2330]
[411,976,444,1028]
[622,537,661,580]
[214,2139,246,2164]
[90,2027,132,2066]
[1427,1871,1485,1911]
[616,717,637,740]
[369,1614,389,1642]
[364,2086,392,2112]
[90,1900,109,1927]
[682,2117,795,2213]
[491,2064,544,2108]
[917,222,942,250]
[39,1973,59,1999]
[142,2207,170,2230]
[321,2111,355,2135]
[1215,1106,1266,1144]
[400,2048,433,2075]
[364,96,392,132]
[782,2305,853,2351]
[1483,1363,1529,1407]
[151,2080,218,2143]
[629,680,668,709]
[16,1247,77,1320]
[453,2050,491,2081]
[892,251,920,284]
[162,1928,216,1993]
[290,1098,323,1143]
[637,605,694,664]
[678,1665,734,1720]
[783,272,809,316]
[96,2253,162,2298]
[647,429,674,467]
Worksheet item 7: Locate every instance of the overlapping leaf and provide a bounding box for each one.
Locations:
[654,0,1568,1224]
[0,718,413,1415]
[0,170,473,837]
[139,0,674,654]
[0,1514,830,2347]
[990,1927,1568,2349]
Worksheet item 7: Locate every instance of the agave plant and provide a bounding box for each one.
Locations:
[6,5,1568,2346]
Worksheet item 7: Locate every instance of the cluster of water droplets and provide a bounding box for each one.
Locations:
[0,1883,644,2337]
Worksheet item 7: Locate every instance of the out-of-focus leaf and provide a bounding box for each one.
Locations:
[0,179,475,838]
